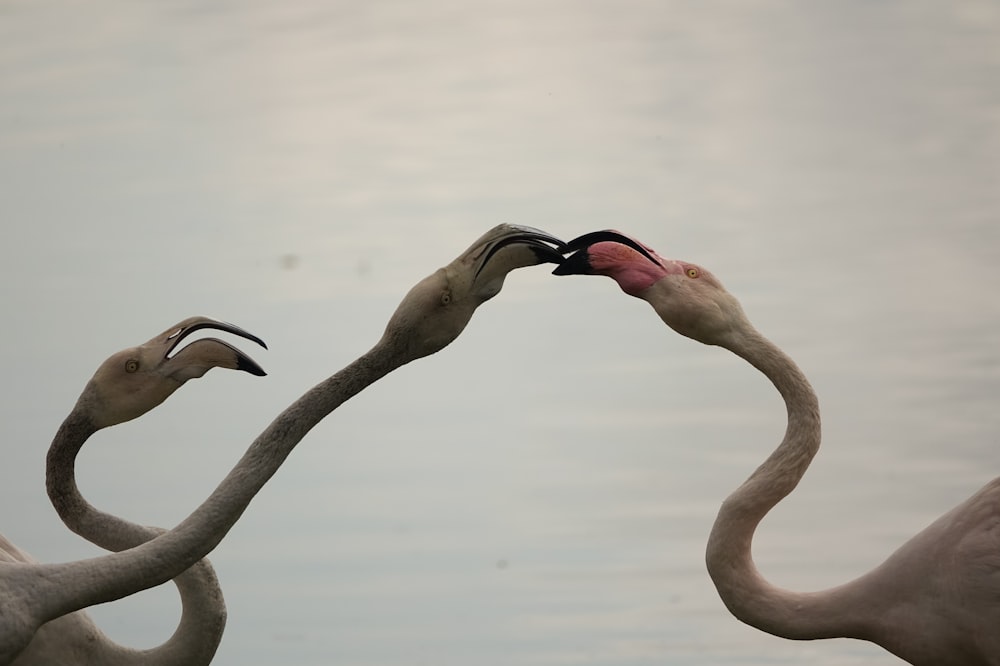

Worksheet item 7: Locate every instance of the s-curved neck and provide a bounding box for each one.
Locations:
[44,408,226,666]
[705,327,875,641]
[11,337,405,665]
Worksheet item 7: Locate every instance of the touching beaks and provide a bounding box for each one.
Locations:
[552,249,593,276]
[552,229,664,275]
[472,224,567,280]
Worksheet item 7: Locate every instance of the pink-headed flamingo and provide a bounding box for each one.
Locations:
[554,230,1000,666]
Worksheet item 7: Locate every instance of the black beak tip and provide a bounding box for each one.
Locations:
[531,245,567,265]
[552,250,592,276]
[237,356,267,377]
[551,262,573,276]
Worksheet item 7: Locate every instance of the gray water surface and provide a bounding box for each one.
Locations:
[2,2,999,664]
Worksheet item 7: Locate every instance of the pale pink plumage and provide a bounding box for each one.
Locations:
[556,230,1000,666]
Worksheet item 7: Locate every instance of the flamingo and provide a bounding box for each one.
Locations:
[32,317,270,665]
[553,230,1000,666]
[0,224,564,665]
[2,318,267,666]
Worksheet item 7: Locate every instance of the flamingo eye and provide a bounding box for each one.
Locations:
[440,290,452,305]
[686,267,700,279]
[125,359,140,373]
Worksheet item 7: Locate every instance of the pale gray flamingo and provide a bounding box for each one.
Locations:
[0,224,563,665]
[554,230,1000,666]
[5,317,267,666]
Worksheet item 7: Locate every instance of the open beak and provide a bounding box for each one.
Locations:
[157,316,268,379]
[553,229,663,275]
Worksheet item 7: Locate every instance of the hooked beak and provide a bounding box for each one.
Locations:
[156,316,268,380]
[471,224,566,279]
[459,224,566,300]
[552,229,664,275]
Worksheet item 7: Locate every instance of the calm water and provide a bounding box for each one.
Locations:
[2,1,999,664]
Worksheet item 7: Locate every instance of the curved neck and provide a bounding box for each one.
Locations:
[44,406,225,666]
[705,327,874,641]
[6,337,407,664]
[47,409,108,546]
[16,336,406,661]
[70,336,402,601]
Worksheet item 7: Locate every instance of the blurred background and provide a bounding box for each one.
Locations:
[2,1,998,664]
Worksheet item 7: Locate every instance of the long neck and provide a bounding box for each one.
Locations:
[170,336,404,547]
[705,326,874,640]
[43,410,225,666]
[18,338,405,656]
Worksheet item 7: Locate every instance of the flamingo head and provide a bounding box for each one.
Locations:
[78,316,267,428]
[381,224,565,363]
[554,230,747,347]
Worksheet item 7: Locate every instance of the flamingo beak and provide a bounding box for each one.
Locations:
[158,316,268,378]
[472,224,567,280]
[553,229,664,275]
[459,224,566,302]
[552,248,594,276]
